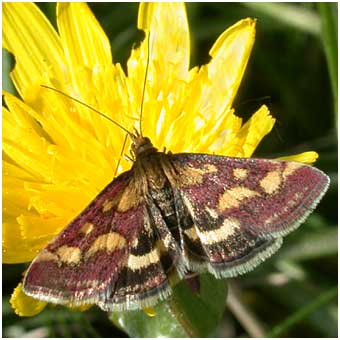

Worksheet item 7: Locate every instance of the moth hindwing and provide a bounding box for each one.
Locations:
[23,136,330,311]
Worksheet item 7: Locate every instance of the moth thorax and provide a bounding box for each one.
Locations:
[132,136,157,157]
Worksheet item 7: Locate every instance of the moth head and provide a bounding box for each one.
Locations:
[131,135,157,157]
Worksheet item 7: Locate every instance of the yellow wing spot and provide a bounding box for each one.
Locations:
[197,218,240,245]
[102,199,115,212]
[117,179,143,212]
[218,187,260,211]
[160,233,173,248]
[283,162,302,178]
[206,207,218,219]
[79,222,94,235]
[184,226,200,241]
[203,164,218,173]
[260,170,282,194]
[127,248,160,271]
[182,195,195,216]
[143,215,153,235]
[233,168,248,180]
[86,232,126,259]
[155,239,168,254]
[56,246,81,265]
[176,163,218,186]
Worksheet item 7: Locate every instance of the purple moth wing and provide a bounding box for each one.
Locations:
[98,198,180,311]
[169,153,330,277]
[22,170,145,307]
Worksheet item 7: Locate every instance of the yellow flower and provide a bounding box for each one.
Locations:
[3,3,317,316]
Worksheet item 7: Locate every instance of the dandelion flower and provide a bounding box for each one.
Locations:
[3,3,318,316]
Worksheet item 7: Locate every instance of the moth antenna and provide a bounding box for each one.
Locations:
[113,132,129,178]
[124,154,134,162]
[40,85,132,137]
[139,32,151,137]
[237,95,272,108]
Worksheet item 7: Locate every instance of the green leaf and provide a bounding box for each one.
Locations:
[278,227,338,261]
[109,274,227,337]
[318,3,338,123]
[266,285,338,337]
[242,3,321,35]
[2,49,15,94]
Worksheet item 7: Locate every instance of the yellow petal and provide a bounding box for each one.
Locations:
[3,165,32,216]
[3,159,35,181]
[3,213,68,264]
[137,2,190,76]
[3,93,116,188]
[188,18,256,122]
[128,3,190,139]
[277,151,319,164]
[57,3,112,69]
[56,3,129,151]
[2,3,65,100]
[3,163,44,263]
[3,219,39,264]
[3,91,75,151]
[17,215,68,243]
[206,109,243,155]
[235,105,275,157]
[10,283,47,316]
[209,18,256,113]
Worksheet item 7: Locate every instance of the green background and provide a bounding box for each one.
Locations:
[3,3,337,337]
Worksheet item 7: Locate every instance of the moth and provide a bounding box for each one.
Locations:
[22,28,329,311]
[23,129,329,311]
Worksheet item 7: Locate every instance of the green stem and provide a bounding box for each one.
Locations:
[318,3,338,126]
[168,298,197,337]
[266,286,338,337]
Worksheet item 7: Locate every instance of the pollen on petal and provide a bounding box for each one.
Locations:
[143,307,157,317]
